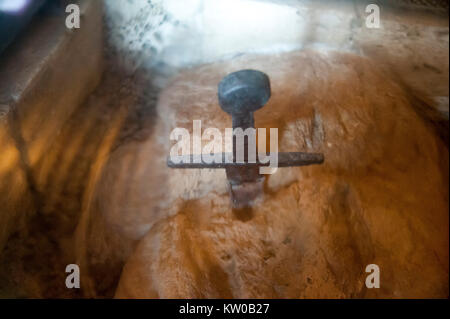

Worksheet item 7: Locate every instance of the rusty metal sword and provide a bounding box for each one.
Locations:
[167,69,324,208]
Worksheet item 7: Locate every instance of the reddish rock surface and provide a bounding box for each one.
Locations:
[78,50,448,298]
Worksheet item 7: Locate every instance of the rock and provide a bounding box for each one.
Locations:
[82,50,448,298]
[0,0,103,255]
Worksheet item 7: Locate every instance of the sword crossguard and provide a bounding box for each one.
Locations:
[167,69,324,208]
